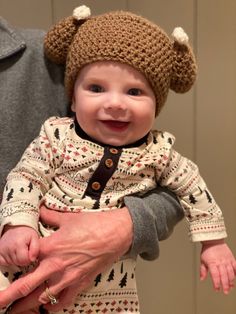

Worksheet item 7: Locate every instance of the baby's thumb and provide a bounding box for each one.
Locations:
[200,263,208,281]
[29,234,40,262]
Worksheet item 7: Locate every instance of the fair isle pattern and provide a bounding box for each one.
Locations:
[0,257,139,314]
[0,116,226,242]
[59,298,139,313]
[57,279,139,314]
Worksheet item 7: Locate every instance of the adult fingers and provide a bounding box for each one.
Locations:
[0,259,59,308]
[43,272,97,312]
[38,260,104,307]
[39,206,62,228]
[37,266,84,305]
[13,310,40,314]
[44,284,80,312]
[8,286,44,314]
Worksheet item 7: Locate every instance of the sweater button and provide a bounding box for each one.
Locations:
[105,158,114,168]
[91,181,101,191]
[109,148,119,155]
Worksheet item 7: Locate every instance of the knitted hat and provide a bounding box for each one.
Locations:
[44,6,197,116]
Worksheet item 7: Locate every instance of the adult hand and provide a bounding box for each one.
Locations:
[0,205,133,312]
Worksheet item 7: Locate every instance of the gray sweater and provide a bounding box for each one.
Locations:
[0,17,183,260]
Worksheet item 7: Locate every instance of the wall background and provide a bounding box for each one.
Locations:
[1,0,235,313]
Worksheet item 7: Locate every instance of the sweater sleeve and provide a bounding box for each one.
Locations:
[0,117,63,235]
[159,144,227,242]
[124,187,184,260]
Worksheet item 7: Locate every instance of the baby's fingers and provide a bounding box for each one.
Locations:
[221,260,236,293]
[233,259,236,275]
[0,255,10,266]
[209,261,236,294]
[218,264,231,294]
[208,263,221,292]
[227,264,235,289]
[200,263,208,281]
[228,260,236,288]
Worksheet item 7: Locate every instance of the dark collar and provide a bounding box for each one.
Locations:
[74,118,149,149]
[0,17,26,60]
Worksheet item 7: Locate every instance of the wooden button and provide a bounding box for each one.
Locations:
[105,158,114,168]
[109,148,119,154]
[91,181,101,191]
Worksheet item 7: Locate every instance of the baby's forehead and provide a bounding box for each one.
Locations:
[76,61,152,85]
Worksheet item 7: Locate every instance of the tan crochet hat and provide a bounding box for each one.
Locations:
[44,6,197,115]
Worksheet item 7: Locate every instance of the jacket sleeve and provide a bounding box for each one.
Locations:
[124,186,184,260]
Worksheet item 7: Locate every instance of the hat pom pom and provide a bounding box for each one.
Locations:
[73,5,91,20]
[172,27,189,45]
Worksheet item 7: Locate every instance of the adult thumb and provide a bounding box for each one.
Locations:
[40,205,61,228]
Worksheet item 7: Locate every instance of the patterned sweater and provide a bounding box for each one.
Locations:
[0,116,227,242]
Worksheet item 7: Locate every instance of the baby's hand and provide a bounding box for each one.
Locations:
[200,239,236,294]
[0,225,39,267]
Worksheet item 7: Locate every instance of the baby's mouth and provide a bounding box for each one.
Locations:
[101,120,130,131]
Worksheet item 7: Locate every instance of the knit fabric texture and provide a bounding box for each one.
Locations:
[44,9,197,115]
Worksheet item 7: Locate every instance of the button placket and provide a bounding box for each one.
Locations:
[82,146,122,205]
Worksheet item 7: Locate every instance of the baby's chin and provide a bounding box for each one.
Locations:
[96,137,129,147]
[91,133,133,147]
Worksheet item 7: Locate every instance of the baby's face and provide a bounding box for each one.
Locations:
[71,61,156,146]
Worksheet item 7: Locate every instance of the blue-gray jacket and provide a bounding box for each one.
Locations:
[0,17,68,194]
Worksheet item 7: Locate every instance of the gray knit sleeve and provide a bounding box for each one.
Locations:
[124,186,184,260]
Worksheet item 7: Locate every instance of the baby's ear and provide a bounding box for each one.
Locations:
[71,97,76,112]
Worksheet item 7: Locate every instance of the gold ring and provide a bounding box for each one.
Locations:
[45,282,59,305]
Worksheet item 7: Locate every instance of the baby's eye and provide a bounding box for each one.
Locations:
[89,84,104,93]
[128,88,142,96]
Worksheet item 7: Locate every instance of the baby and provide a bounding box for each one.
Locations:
[0,6,235,314]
